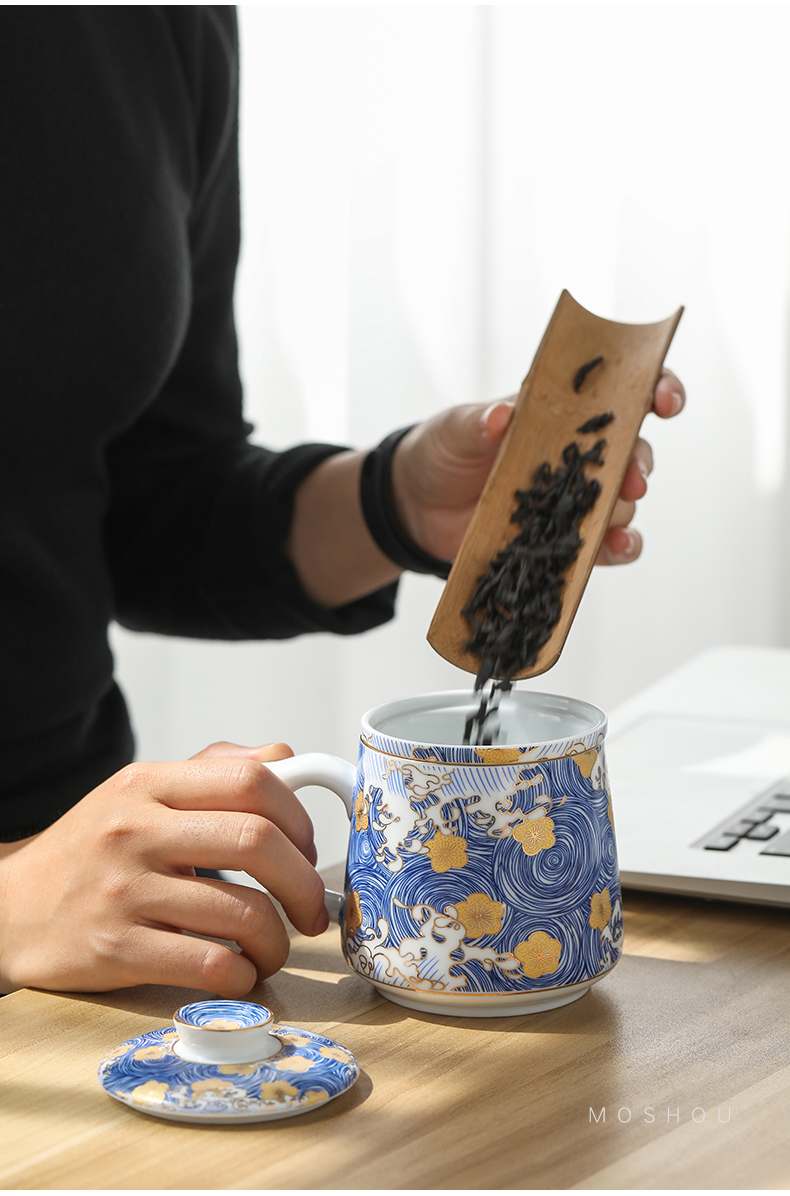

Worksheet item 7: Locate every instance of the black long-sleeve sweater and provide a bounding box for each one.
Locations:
[0,6,397,838]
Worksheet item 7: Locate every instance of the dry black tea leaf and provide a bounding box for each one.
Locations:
[573,356,604,392]
[576,411,614,434]
[462,414,614,745]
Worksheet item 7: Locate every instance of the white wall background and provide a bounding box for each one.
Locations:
[111,3,790,869]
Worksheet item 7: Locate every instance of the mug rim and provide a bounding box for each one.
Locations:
[361,688,606,755]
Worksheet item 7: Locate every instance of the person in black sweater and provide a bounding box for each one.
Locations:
[0,7,685,995]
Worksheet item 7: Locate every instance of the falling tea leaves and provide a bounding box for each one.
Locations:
[462,413,614,745]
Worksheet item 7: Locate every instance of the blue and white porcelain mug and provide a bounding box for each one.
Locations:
[267,689,622,1017]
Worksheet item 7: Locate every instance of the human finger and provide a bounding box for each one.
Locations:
[116,759,316,863]
[421,398,516,471]
[139,875,292,981]
[633,436,654,478]
[617,438,653,504]
[595,525,642,566]
[153,808,328,936]
[95,923,259,997]
[191,741,295,764]
[479,398,516,446]
[418,397,516,465]
[652,368,685,419]
[607,497,636,530]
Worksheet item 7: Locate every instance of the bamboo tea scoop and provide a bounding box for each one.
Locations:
[427,289,683,681]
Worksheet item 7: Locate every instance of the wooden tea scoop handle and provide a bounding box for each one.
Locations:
[427,289,683,680]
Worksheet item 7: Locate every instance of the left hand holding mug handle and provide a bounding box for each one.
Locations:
[0,740,329,997]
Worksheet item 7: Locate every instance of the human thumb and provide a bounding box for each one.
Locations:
[478,399,516,448]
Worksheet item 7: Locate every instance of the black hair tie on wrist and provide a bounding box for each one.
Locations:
[359,426,453,580]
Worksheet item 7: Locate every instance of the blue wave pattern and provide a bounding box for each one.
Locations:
[175,1000,270,1028]
[98,1025,359,1120]
[343,739,622,994]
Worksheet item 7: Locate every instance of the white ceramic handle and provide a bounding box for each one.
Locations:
[265,753,356,923]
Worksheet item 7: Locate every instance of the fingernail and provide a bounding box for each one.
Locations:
[479,400,515,440]
[637,459,649,482]
[670,389,684,415]
[479,402,499,431]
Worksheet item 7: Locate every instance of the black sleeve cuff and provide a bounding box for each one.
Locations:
[359,427,452,580]
[197,442,400,639]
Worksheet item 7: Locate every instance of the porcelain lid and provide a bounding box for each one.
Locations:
[98,1000,359,1124]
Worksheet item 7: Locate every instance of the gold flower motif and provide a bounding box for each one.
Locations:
[129,1080,169,1106]
[344,889,363,936]
[274,1054,315,1072]
[514,931,562,978]
[474,747,523,764]
[589,887,612,930]
[606,792,614,830]
[218,1063,260,1075]
[354,789,368,832]
[571,748,599,777]
[426,833,468,872]
[133,1044,171,1062]
[277,1033,311,1047]
[513,816,555,856]
[260,1080,298,1103]
[106,1041,135,1059]
[301,1088,330,1106]
[205,1018,241,1030]
[453,892,505,938]
[191,1078,236,1096]
[319,1045,351,1062]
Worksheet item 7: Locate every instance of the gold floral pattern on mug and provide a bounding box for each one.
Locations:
[474,746,524,764]
[426,832,468,872]
[513,815,555,856]
[515,931,562,979]
[344,889,363,936]
[570,747,599,778]
[589,888,612,931]
[354,789,369,832]
[452,892,505,938]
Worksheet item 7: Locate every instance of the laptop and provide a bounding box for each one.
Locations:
[606,644,790,906]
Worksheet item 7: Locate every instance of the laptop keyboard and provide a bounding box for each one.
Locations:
[702,786,790,855]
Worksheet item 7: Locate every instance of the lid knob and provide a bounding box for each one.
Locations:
[172,1000,282,1064]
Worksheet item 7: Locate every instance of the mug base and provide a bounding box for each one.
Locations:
[371,977,595,1017]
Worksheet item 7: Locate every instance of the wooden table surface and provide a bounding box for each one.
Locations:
[3,869,790,1191]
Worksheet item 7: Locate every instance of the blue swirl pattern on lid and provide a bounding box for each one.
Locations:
[98,1023,359,1123]
[174,1000,271,1029]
